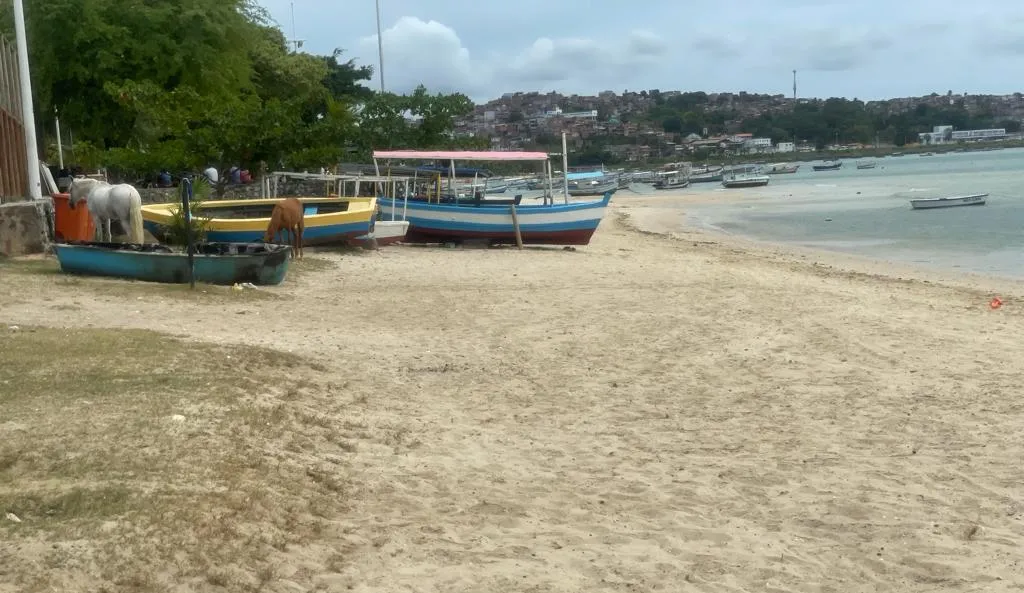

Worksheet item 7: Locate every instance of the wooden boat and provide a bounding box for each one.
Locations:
[765,163,800,174]
[376,192,612,245]
[689,171,723,183]
[53,241,291,285]
[141,197,377,246]
[373,150,611,245]
[567,172,619,197]
[653,172,689,190]
[812,160,842,171]
[856,161,876,169]
[722,174,770,188]
[910,193,988,210]
[349,220,410,248]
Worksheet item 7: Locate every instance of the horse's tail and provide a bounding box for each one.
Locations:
[128,188,145,244]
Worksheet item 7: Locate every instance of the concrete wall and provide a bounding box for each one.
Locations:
[0,198,54,256]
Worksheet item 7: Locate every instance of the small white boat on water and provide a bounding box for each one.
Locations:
[766,163,800,174]
[722,174,771,188]
[653,171,690,190]
[909,193,988,210]
[856,160,876,169]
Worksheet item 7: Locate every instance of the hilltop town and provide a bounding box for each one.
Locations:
[454,90,1024,163]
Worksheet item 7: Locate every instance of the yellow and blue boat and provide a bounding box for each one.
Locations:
[141,197,377,246]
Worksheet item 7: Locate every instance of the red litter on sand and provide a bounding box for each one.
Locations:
[990,297,1003,309]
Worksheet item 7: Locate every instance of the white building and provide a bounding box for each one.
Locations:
[776,141,795,153]
[744,137,773,153]
[919,125,1005,144]
[951,128,1006,141]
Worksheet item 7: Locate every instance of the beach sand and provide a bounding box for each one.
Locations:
[2,201,1023,591]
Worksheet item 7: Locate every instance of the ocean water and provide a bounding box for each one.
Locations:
[658,148,1024,279]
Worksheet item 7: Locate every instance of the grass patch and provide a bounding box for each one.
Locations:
[0,326,353,591]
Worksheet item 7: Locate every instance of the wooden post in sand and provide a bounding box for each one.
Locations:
[510,203,523,249]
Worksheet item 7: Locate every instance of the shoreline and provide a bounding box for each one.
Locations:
[612,196,1024,299]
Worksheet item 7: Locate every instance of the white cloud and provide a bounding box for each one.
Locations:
[360,17,668,98]
[359,17,483,95]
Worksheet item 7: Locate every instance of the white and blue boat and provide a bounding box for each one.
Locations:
[373,150,612,246]
[566,170,619,197]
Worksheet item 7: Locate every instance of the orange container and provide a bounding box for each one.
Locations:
[51,193,95,242]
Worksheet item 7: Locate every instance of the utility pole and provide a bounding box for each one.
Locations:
[13,0,41,199]
[375,0,385,92]
[792,70,797,101]
[287,1,304,52]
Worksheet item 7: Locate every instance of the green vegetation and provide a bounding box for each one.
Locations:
[644,91,1021,149]
[0,0,480,179]
[163,178,212,246]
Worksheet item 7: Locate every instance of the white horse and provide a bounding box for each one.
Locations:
[68,178,145,244]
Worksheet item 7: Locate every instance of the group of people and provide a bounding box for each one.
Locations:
[154,166,252,188]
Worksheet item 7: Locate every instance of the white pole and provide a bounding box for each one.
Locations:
[561,132,569,204]
[375,0,385,92]
[13,0,41,199]
[54,108,63,169]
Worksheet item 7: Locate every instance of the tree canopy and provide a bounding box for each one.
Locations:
[0,0,477,178]
[644,92,1015,149]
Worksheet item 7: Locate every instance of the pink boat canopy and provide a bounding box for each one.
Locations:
[373,150,550,162]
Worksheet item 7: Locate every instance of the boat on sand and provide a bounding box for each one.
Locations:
[141,197,377,246]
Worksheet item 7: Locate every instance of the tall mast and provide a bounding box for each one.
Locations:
[13,0,41,199]
[375,0,385,92]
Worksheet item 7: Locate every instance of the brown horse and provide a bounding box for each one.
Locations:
[263,198,305,259]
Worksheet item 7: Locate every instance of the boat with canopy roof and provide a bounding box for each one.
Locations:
[372,150,612,246]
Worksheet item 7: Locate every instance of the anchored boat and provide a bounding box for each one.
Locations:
[910,193,988,210]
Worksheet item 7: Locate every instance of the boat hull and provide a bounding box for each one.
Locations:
[141,197,377,246]
[54,242,291,285]
[910,194,988,209]
[689,173,723,183]
[722,176,771,188]
[567,181,618,197]
[349,220,410,248]
[377,193,612,246]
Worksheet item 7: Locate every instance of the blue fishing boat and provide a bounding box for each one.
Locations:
[53,241,292,286]
[377,192,612,245]
[373,150,614,245]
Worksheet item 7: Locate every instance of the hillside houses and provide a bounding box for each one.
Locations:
[453,89,1024,160]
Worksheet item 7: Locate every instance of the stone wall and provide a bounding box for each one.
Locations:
[138,178,348,204]
[0,198,54,256]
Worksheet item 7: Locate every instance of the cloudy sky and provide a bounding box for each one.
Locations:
[258,0,1024,103]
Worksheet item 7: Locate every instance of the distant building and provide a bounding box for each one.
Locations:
[919,125,1006,144]
[776,142,795,153]
[543,108,598,120]
[743,137,772,153]
[951,128,1006,141]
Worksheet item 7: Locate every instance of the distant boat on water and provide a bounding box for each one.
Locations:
[856,160,876,169]
[909,193,988,210]
[766,163,800,174]
[653,171,689,190]
[722,174,770,188]
[813,160,842,171]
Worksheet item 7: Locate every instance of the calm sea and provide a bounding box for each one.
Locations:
[647,148,1024,279]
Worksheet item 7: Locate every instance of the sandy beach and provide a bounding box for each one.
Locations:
[2,200,1023,591]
